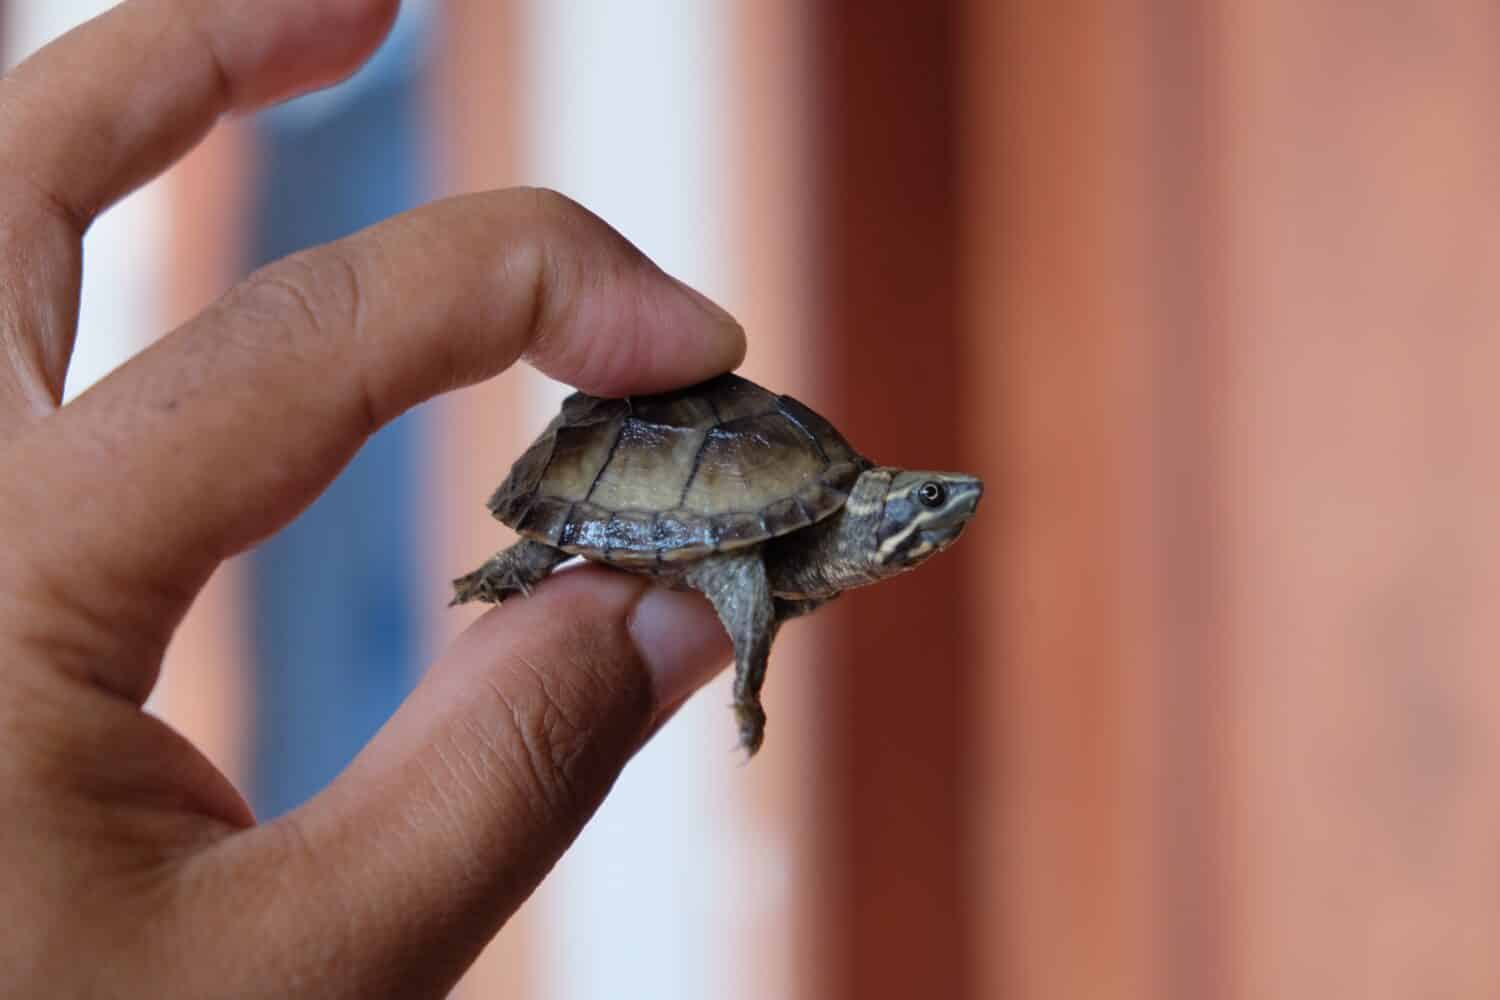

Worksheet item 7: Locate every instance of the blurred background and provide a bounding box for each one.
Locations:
[8,1,1500,998]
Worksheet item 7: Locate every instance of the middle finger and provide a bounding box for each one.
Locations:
[0,0,399,425]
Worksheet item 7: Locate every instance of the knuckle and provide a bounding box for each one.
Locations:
[220,247,380,434]
[509,190,654,393]
[228,248,366,352]
[514,185,586,227]
[516,185,640,270]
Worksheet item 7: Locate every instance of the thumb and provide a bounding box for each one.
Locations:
[188,567,729,997]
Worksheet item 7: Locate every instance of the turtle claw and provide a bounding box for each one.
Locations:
[451,540,569,606]
[450,566,531,606]
[734,700,766,759]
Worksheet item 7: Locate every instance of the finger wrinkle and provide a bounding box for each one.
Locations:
[514,243,555,379]
[0,466,199,703]
[412,730,500,864]
[0,187,87,409]
[521,256,641,397]
[179,2,238,111]
[0,304,65,416]
[318,249,382,434]
[2,161,89,244]
[239,249,382,435]
[477,664,585,832]
[1,563,183,705]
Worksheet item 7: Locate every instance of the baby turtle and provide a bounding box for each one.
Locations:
[452,373,982,756]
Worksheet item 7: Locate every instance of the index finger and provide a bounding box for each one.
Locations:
[0,189,744,704]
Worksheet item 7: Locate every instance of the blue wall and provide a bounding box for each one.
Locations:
[245,13,433,819]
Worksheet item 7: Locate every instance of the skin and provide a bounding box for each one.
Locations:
[457,467,985,753]
[0,1,750,996]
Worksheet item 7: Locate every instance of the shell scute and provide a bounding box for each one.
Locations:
[702,376,779,422]
[679,419,825,515]
[491,374,869,560]
[603,511,658,554]
[557,501,611,550]
[513,496,571,545]
[588,419,707,511]
[762,496,813,536]
[711,511,767,548]
[628,392,719,430]
[653,511,716,552]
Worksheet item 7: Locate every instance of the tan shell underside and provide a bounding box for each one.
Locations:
[489,374,868,567]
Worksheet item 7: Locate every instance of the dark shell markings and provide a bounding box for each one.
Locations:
[489,375,868,568]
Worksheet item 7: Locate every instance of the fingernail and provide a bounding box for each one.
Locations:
[628,587,732,711]
[668,274,742,330]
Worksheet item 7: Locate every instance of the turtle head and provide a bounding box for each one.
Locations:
[855,468,984,573]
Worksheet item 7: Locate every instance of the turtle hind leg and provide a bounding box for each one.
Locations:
[451,539,570,606]
[684,552,778,757]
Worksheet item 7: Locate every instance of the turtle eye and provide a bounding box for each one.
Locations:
[917,481,946,508]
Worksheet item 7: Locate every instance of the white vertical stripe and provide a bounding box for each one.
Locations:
[3,0,166,402]
[515,4,758,1000]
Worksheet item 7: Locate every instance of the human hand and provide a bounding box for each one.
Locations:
[0,1,742,995]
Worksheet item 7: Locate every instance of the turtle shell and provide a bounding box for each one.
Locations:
[489,374,869,568]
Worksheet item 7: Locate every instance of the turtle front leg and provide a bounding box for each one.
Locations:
[684,552,778,757]
[451,539,570,606]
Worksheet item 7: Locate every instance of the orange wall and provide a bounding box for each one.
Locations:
[964,3,1500,999]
